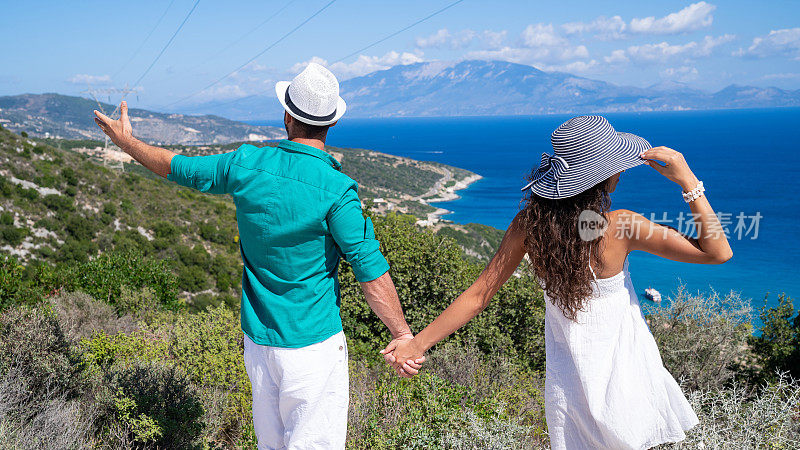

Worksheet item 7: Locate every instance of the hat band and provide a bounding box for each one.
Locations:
[285,89,337,123]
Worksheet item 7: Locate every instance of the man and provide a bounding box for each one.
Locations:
[93,63,423,449]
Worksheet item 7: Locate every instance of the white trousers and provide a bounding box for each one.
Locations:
[243,332,349,450]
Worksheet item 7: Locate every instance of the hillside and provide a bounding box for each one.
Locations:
[182,60,800,120]
[0,93,284,144]
[0,125,494,306]
[1,122,799,448]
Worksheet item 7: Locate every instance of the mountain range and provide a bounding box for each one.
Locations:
[180,60,800,120]
[0,93,284,144]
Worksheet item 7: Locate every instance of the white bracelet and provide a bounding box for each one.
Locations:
[682,180,705,203]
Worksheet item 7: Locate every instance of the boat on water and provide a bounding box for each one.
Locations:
[644,287,662,303]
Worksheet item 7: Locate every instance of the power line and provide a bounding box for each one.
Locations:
[111,0,177,81]
[166,0,338,107]
[131,0,201,89]
[331,0,467,64]
[181,0,297,76]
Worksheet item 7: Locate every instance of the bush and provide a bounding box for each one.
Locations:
[65,250,178,310]
[50,291,137,341]
[0,372,94,450]
[96,362,205,449]
[65,213,99,241]
[42,193,74,212]
[55,236,98,263]
[749,295,800,381]
[341,213,545,370]
[646,287,753,390]
[166,306,252,445]
[0,225,27,246]
[0,306,85,417]
[659,373,800,448]
[0,254,46,310]
[346,343,547,449]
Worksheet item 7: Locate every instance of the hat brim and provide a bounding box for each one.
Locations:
[275,81,346,126]
[523,131,651,199]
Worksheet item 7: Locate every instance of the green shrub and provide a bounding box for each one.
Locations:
[18,186,39,200]
[65,213,99,241]
[50,291,137,341]
[660,374,800,448]
[67,250,179,310]
[178,264,211,292]
[55,236,98,263]
[647,287,753,390]
[0,225,27,246]
[97,362,205,448]
[0,306,85,416]
[749,295,800,381]
[61,167,79,186]
[341,213,545,370]
[0,254,47,310]
[42,193,74,212]
[0,177,13,197]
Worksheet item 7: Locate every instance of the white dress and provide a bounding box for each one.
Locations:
[543,258,699,450]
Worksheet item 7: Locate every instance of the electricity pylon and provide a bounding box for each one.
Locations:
[81,84,140,171]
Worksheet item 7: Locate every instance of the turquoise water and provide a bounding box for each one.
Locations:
[252,108,800,309]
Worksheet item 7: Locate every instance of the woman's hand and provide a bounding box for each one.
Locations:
[640,146,699,191]
[381,337,425,377]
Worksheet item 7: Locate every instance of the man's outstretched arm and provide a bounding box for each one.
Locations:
[94,101,175,178]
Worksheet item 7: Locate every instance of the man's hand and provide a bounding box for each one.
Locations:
[381,336,425,378]
[94,101,136,150]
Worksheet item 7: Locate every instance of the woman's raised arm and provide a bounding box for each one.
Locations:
[627,146,733,264]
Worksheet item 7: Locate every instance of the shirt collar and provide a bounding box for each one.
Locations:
[277,139,342,171]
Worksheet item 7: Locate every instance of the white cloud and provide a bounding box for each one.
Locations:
[604,49,629,64]
[695,34,736,56]
[625,41,698,62]
[521,23,565,48]
[293,51,425,80]
[660,66,700,82]
[538,60,600,73]
[481,30,507,49]
[415,28,476,49]
[196,84,248,102]
[68,74,111,84]
[763,72,800,80]
[616,34,734,64]
[563,16,627,40]
[630,1,716,35]
[735,28,800,59]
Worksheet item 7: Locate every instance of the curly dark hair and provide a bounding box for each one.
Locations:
[518,176,612,321]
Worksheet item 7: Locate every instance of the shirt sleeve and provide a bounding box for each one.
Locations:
[167,150,237,195]
[328,184,390,282]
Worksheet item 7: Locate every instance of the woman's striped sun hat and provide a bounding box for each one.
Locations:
[522,115,652,199]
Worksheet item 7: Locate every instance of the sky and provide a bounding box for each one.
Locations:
[1,0,799,111]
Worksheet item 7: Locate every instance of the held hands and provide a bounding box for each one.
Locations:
[94,101,135,150]
[640,146,699,191]
[380,334,426,378]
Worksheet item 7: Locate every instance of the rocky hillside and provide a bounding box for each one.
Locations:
[0,93,284,144]
[0,125,495,307]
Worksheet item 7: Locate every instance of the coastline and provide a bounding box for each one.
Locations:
[416,173,483,226]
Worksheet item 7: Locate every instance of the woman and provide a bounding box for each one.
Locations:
[384,115,732,449]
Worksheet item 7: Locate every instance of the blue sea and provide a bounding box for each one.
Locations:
[252,108,800,310]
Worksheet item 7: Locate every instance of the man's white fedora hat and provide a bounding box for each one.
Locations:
[275,62,346,126]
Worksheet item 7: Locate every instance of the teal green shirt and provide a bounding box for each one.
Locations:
[167,139,390,348]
